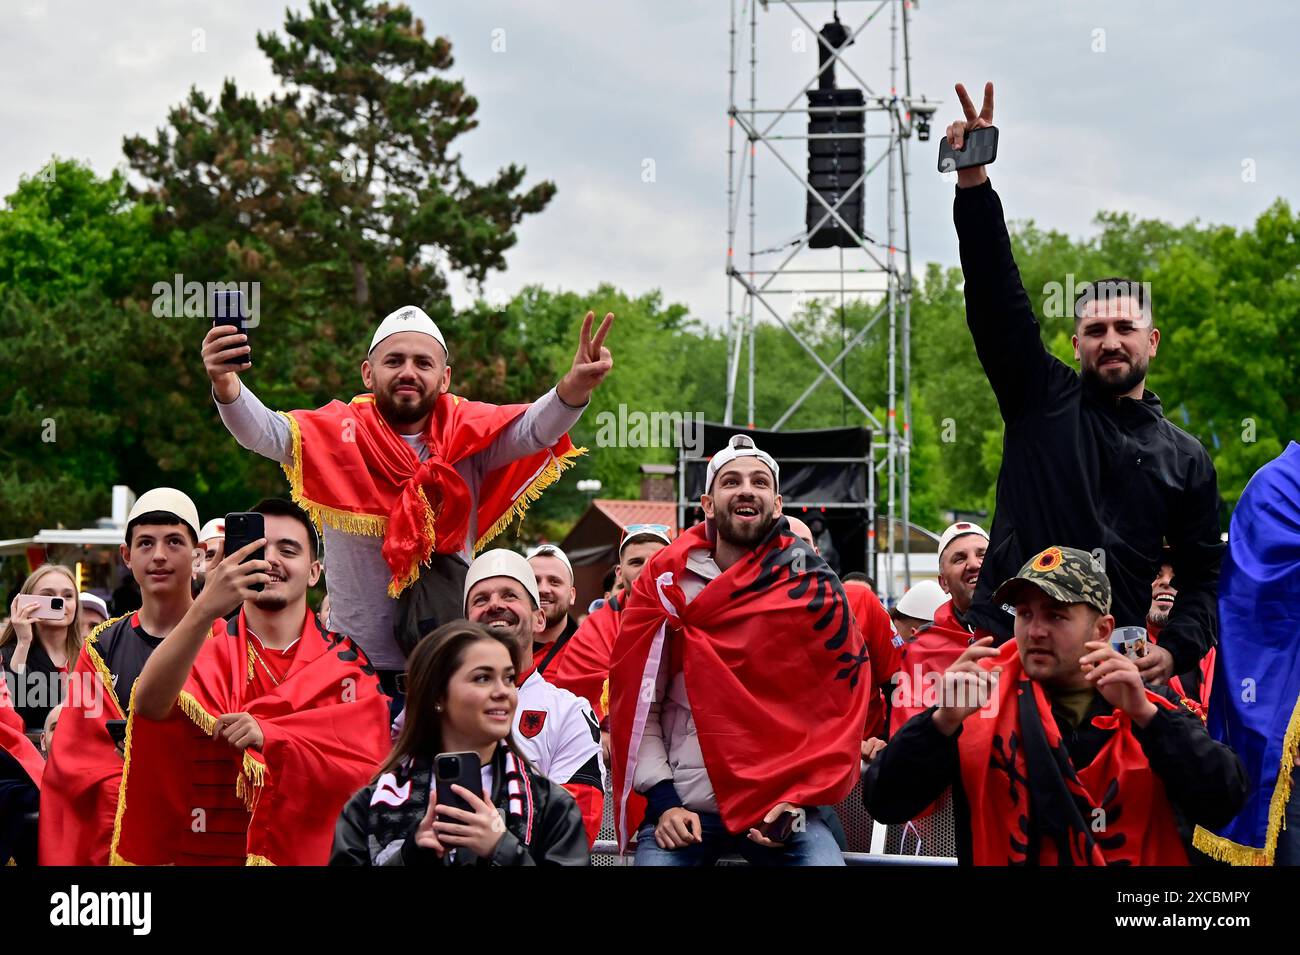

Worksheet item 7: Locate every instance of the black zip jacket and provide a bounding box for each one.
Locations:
[863,684,1248,864]
[956,179,1224,673]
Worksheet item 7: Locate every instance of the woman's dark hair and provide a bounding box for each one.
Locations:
[377,620,529,779]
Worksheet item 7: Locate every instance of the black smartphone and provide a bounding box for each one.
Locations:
[106,720,128,747]
[211,289,250,367]
[758,808,803,843]
[434,751,483,815]
[223,511,266,592]
[937,125,998,173]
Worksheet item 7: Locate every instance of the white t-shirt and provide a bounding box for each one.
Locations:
[514,670,603,788]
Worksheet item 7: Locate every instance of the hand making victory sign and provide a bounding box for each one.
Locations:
[556,310,614,407]
[946,81,995,189]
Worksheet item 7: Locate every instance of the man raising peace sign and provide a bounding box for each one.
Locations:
[942,81,1224,689]
[203,304,614,704]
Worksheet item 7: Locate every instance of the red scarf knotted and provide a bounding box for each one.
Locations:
[609,520,869,847]
[960,641,1189,865]
[282,393,582,595]
[111,608,391,866]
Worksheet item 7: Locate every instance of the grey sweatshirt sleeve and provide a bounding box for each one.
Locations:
[472,386,586,475]
[215,383,293,465]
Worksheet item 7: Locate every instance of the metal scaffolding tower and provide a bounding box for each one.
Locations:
[723,0,931,598]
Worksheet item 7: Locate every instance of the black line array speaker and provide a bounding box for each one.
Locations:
[806,87,865,249]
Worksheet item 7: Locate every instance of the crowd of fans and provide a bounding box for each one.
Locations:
[2,85,1297,868]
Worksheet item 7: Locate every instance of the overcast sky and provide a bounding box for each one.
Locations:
[3,0,1296,326]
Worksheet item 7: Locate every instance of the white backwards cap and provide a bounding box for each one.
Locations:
[705,433,780,493]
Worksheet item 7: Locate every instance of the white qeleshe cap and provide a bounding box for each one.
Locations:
[527,544,573,584]
[463,549,541,613]
[198,518,226,543]
[894,579,950,622]
[126,488,201,539]
[704,434,780,493]
[369,305,449,360]
[79,592,109,619]
[937,521,989,560]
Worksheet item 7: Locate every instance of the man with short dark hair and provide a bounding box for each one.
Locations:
[866,545,1247,865]
[39,487,201,864]
[943,81,1223,686]
[114,498,390,865]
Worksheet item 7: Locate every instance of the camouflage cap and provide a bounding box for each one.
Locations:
[992,545,1112,615]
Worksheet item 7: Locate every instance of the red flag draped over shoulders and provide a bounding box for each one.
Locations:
[279,393,583,596]
[1,678,42,789]
[111,608,391,866]
[608,519,868,846]
[38,617,129,865]
[551,594,623,720]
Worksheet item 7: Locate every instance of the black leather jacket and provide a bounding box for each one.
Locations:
[330,750,590,867]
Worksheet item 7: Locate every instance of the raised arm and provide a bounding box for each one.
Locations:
[947,82,1058,421]
[201,325,293,463]
[133,540,269,720]
[474,311,614,474]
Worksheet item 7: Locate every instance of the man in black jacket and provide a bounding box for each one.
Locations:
[943,81,1223,683]
[863,545,1246,865]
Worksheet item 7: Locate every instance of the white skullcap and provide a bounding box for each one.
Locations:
[198,518,226,543]
[894,580,950,622]
[464,549,541,613]
[79,592,109,618]
[705,433,780,493]
[527,544,573,584]
[369,305,449,360]
[126,488,200,539]
[937,521,989,560]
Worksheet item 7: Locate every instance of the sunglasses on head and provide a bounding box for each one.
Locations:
[623,523,670,537]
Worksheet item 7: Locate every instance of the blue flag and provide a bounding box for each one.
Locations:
[1195,442,1300,864]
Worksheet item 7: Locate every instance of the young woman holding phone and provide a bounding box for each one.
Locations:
[331,620,589,866]
[1,564,84,730]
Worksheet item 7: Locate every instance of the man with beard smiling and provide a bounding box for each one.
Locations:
[943,81,1223,688]
[610,435,867,865]
[525,544,579,676]
[203,305,612,708]
[461,548,604,846]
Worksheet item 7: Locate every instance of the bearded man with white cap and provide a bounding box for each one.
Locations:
[202,305,614,702]
[459,548,604,845]
[608,434,868,865]
[39,487,202,864]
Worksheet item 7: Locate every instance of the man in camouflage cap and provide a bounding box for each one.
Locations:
[865,544,1247,864]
